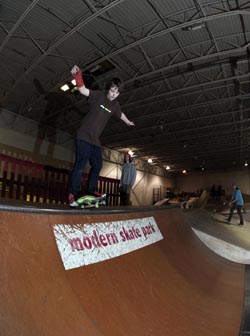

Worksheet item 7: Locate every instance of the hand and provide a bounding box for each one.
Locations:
[71,65,84,87]
[71,65,80,76]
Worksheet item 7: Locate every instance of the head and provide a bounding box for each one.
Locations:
[232,183,238,190]
[124,152,132,163]
[105,78,124,101]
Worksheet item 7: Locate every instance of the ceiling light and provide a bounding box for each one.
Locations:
[71,79,76,86]
[183,23,205,31]
[245,162,248,167]
[71,86,78,93]
[190,23,205,31]
[60,84,70,92]
[166,166,170,170]
[182,170,187,174]
[148,158,153,163]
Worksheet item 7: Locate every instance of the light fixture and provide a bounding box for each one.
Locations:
[166,166,170,170]
[183,23,205,31]
[148,158,153,163]
[60,84,70,92]
[71,86,78,93]
[71,79,76,86]
[182,170,187,174]
[245,162,248,167]
[190,23,205,31]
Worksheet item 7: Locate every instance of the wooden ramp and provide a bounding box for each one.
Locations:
[0,205,245,336]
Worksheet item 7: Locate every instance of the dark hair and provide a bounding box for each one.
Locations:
[105,78,124,93]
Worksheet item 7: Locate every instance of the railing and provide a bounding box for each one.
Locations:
[0,153,120,206]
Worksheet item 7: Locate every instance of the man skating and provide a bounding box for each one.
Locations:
[68,65,135,206]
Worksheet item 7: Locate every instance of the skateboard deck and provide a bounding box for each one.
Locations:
[76,195,106,209]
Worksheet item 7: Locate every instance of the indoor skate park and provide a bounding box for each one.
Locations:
[1,1,250,336]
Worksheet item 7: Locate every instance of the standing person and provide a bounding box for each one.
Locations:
[119,152,137,206]
[68,65,135,207]
[226,184,244,226]
[210,184,216,200]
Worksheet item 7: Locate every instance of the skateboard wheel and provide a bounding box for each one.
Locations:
[95,202,99,208]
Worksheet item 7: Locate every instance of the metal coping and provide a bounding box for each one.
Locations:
[0,201,179,215]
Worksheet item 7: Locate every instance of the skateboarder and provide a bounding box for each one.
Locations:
[226,183,244,226]
[68,65,135,206]
[119,152,137,206]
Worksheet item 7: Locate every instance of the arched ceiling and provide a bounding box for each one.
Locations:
[1,0,250,173]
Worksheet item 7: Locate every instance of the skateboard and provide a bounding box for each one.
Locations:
[76,195,106,209]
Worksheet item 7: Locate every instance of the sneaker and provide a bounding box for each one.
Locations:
[90,191,106,198]
[68,193,79,207]
[239,223,244,226]
[225,218,231,224]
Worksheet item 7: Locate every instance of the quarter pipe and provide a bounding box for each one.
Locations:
[0,205,245,336]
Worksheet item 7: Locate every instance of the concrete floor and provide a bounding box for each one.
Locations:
[185,203,250,264]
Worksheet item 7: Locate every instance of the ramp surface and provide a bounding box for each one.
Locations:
[0,206,245,336]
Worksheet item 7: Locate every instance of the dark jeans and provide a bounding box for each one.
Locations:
[120,192,130,206]
[70,139,102,198]
[120,185,132,206]
[228,203,244,224]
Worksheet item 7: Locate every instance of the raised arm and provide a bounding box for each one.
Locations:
[120,112,135,126]
[71,65,90,97]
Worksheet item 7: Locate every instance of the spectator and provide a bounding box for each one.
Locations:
[119,152,137,206]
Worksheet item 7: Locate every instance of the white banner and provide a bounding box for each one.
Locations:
[53,216,163,270]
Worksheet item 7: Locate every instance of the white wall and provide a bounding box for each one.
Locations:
[99,161,174,205]
[0,126,74,166]
[176,169,250,196]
